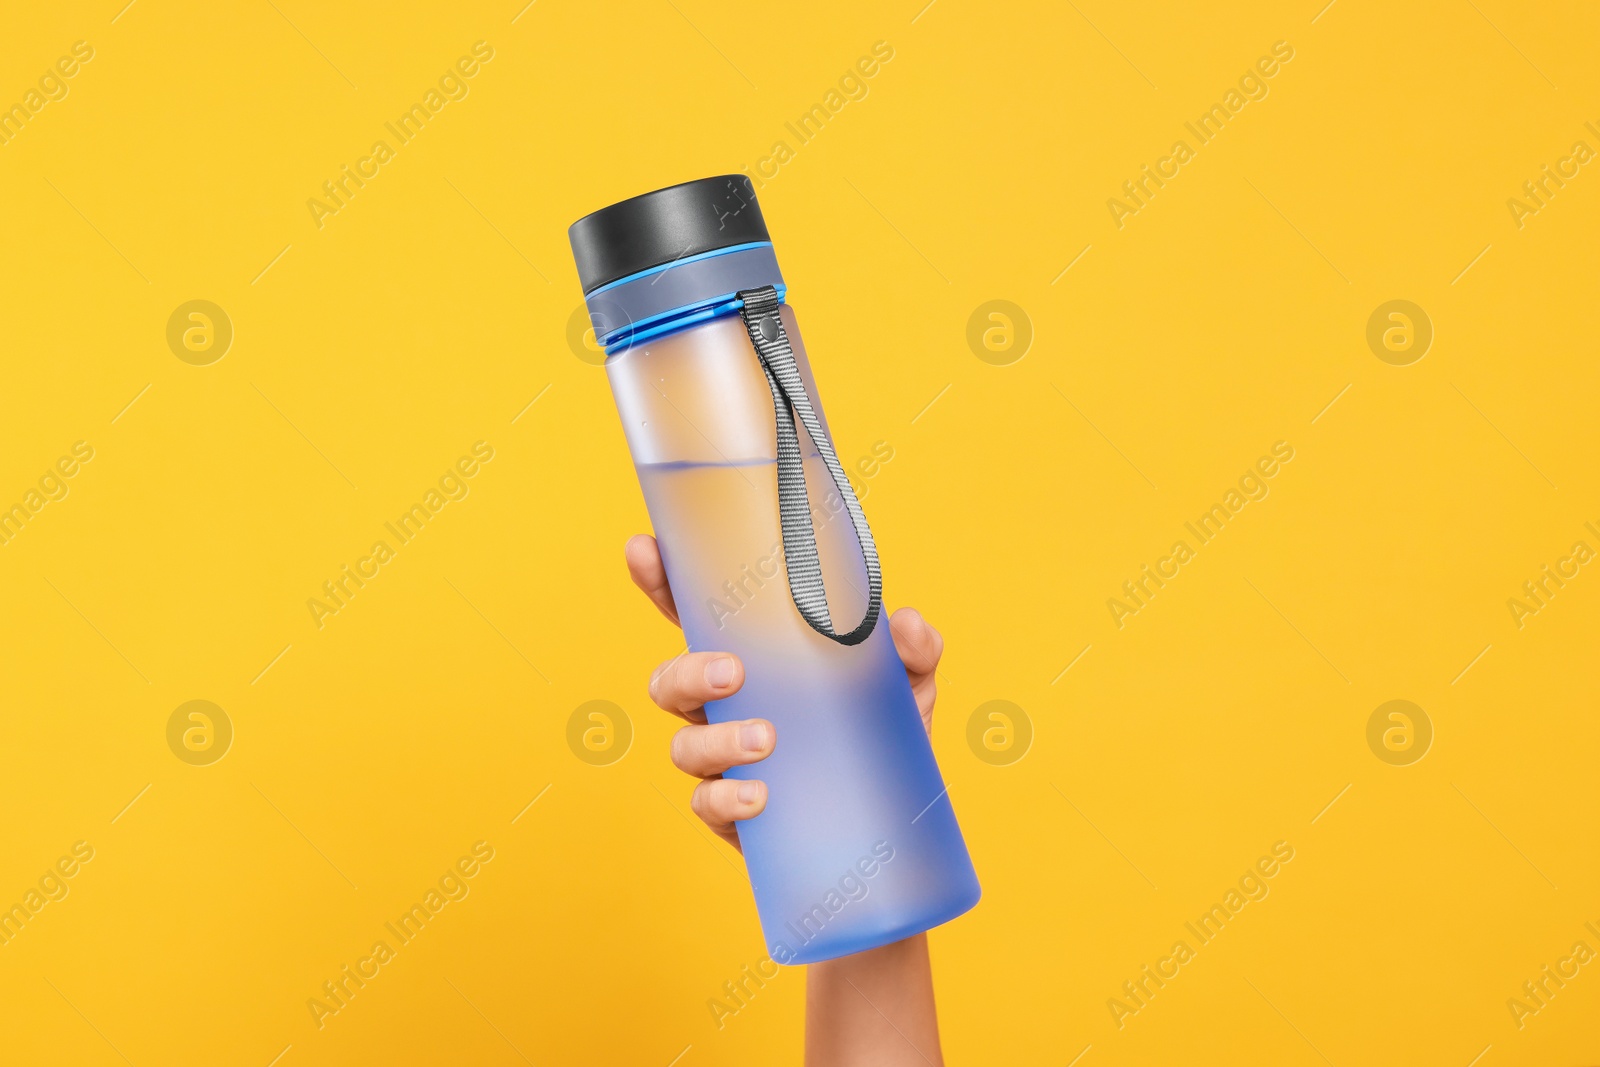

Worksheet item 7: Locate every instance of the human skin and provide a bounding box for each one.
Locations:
[626,533,947,1067]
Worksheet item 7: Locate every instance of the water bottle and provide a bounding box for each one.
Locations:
[569,175,980,964]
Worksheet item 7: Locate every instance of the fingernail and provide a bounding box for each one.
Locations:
[737,781,762,805]
[739,721,768,752]
[705,657,736,688]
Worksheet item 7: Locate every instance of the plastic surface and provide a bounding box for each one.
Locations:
[607,306,980,964]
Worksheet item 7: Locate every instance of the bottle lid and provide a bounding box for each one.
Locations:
[568,175,771,295]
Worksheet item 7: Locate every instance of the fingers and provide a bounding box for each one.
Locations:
[670,719,775,778]
[690,777,768,843]
[630,532,768,848]
[890,606,943,678]
[890,607,942,728]
[625,534,680,626]
[648,651,745,719]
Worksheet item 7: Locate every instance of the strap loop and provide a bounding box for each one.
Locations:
[738,287,882,646]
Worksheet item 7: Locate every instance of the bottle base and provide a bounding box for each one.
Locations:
[775,884,981,966]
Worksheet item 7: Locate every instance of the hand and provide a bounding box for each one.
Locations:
[627,533,949,1065]
[625,533,944,852]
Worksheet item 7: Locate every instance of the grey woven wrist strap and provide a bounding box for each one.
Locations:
[738,286,882,646]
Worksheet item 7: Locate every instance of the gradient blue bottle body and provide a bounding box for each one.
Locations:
[580,215,978,965]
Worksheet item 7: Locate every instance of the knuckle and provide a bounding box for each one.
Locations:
[691,781,731,825]
[663,658,687,703]
[691,725,718,768]
[689,782,712,820]
[669,726,693,770]
[653,655,691,710]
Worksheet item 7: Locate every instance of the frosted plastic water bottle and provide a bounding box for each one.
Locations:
[569,176,979,964]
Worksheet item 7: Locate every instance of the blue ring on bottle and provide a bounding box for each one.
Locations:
[586,242,786,355]
[600,286,787,354]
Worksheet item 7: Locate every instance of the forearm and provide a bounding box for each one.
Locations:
[805,934,943,1067]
